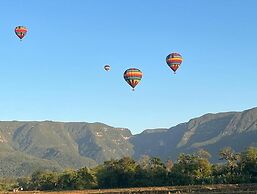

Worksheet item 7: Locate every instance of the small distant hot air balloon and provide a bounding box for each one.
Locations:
[15,26,28,40]
[123,68,142,91]
[166,52,183,74]
[104,64,111,71]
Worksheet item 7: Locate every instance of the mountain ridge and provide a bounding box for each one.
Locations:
[0,107,257,177]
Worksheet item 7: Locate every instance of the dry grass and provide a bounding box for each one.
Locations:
[1,183,257,194]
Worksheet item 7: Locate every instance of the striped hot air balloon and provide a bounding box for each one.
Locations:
[123,68,143,91]
[166,52,183,74]
[104,64,111,71]
[15,26,28,40]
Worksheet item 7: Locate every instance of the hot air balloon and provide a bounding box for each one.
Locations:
[123,68,142,91]
[15,26,28,40]
[104,64,111,71]
[166,52,183,74]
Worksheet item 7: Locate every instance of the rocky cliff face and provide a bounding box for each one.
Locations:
[130,107,257,162]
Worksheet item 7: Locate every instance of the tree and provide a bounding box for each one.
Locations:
[240,147,257,182]
[168,153,212,185]
[148,157,167,186]
[30,170,59,190]
[73,167,95,189]
[17,177,31,191]
[219,147,240,175]
[196,149,211,159]
[134,165,149,187]
[57,169,77,190]
[96,157,137,188]
[137,155,150,169]
[218,147,241,183]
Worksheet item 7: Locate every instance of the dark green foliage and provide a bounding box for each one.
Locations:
[31,171,58,190]
[168,153,212,185]
[0,178,18,191]
[240,147,257,182]
[17,168,96,191]
[96,157,137,188]
[0,147,257,191]
[56,170,76,190]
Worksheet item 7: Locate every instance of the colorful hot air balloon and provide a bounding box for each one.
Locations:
[15,26,28,40]
[166,52,183,74]
[104,64,111,71]
[123,68,142,91]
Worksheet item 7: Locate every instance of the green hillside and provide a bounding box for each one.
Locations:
[0,121,133,177]
[0,107,257,177]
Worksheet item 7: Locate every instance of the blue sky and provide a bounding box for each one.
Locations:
[0,0,256,134]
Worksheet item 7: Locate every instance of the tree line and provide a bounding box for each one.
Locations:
[2,146,257,191]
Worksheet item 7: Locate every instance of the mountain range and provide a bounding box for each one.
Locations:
[0,107,257,177]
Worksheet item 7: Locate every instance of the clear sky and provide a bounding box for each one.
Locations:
[0,0,256,134]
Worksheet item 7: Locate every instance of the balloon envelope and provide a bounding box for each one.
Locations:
[123,68,142,90]
[15,26,28,40]
[104,64,111,71]
[166,52,183,73]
